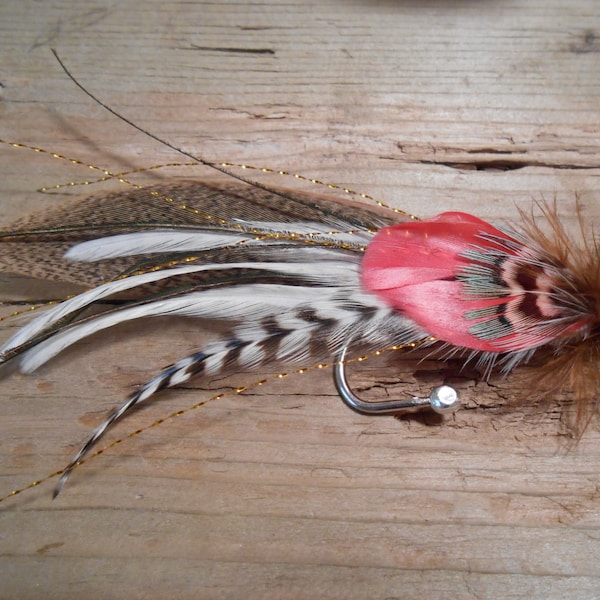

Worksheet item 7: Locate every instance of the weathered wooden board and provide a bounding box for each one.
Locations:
[1,1,600,598]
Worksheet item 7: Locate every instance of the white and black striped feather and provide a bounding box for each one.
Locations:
[0,180,425,493]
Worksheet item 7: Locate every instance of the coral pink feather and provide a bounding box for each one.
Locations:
[361,212,594,354]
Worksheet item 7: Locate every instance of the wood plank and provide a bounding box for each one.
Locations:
[1,1,600,598]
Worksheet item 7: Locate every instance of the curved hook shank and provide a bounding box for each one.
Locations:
[334,343,460,416]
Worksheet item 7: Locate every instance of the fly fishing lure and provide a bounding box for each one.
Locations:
[1,54,599,499]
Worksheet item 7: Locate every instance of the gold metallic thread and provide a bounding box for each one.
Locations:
[0,137,428,502]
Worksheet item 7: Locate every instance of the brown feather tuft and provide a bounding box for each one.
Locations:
[517,200,600,436]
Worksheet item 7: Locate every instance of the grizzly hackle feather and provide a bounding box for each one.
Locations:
[1,178,599,495]
[0,180,430,493]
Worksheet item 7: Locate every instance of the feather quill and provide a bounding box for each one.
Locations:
[2,175,600,495]
[3,50,597,499]
[0,179,433,490]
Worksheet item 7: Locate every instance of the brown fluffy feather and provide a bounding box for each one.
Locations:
[517,201,600,436]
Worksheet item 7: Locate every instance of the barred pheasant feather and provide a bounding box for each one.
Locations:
[1,56,599,497]
[0,180,429,494]
[1,173,600,495]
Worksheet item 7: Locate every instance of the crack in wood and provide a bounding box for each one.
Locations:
[384,156,600,172]
[187,45,276,55]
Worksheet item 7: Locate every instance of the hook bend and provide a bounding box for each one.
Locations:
[334,343,460,416]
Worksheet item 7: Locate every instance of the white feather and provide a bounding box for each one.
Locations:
[238,343,266,370]
[16,284,360,373]
[167,359,196,386]
[276,328,313,361]
[233,219,376,245]
[64,230,255,261]
[1,263,209,354]
[0,260,358,357]
[65,220,377,263]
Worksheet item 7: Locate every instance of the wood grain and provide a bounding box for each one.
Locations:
[1,1,600,598]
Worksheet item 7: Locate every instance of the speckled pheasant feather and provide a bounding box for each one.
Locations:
[2,176,600,495]
[0,180,430,492]
[3,50,600,500]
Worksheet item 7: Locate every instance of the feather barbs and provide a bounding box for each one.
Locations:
[360,203,600,434]
[3,130,600,499]
[2,145,600,497]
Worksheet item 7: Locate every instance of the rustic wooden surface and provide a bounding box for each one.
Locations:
[1,1,600,598]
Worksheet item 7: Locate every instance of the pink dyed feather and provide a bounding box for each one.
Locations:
[362,212,536,352]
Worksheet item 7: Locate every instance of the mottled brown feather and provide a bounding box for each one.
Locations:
[517,201,600,436]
